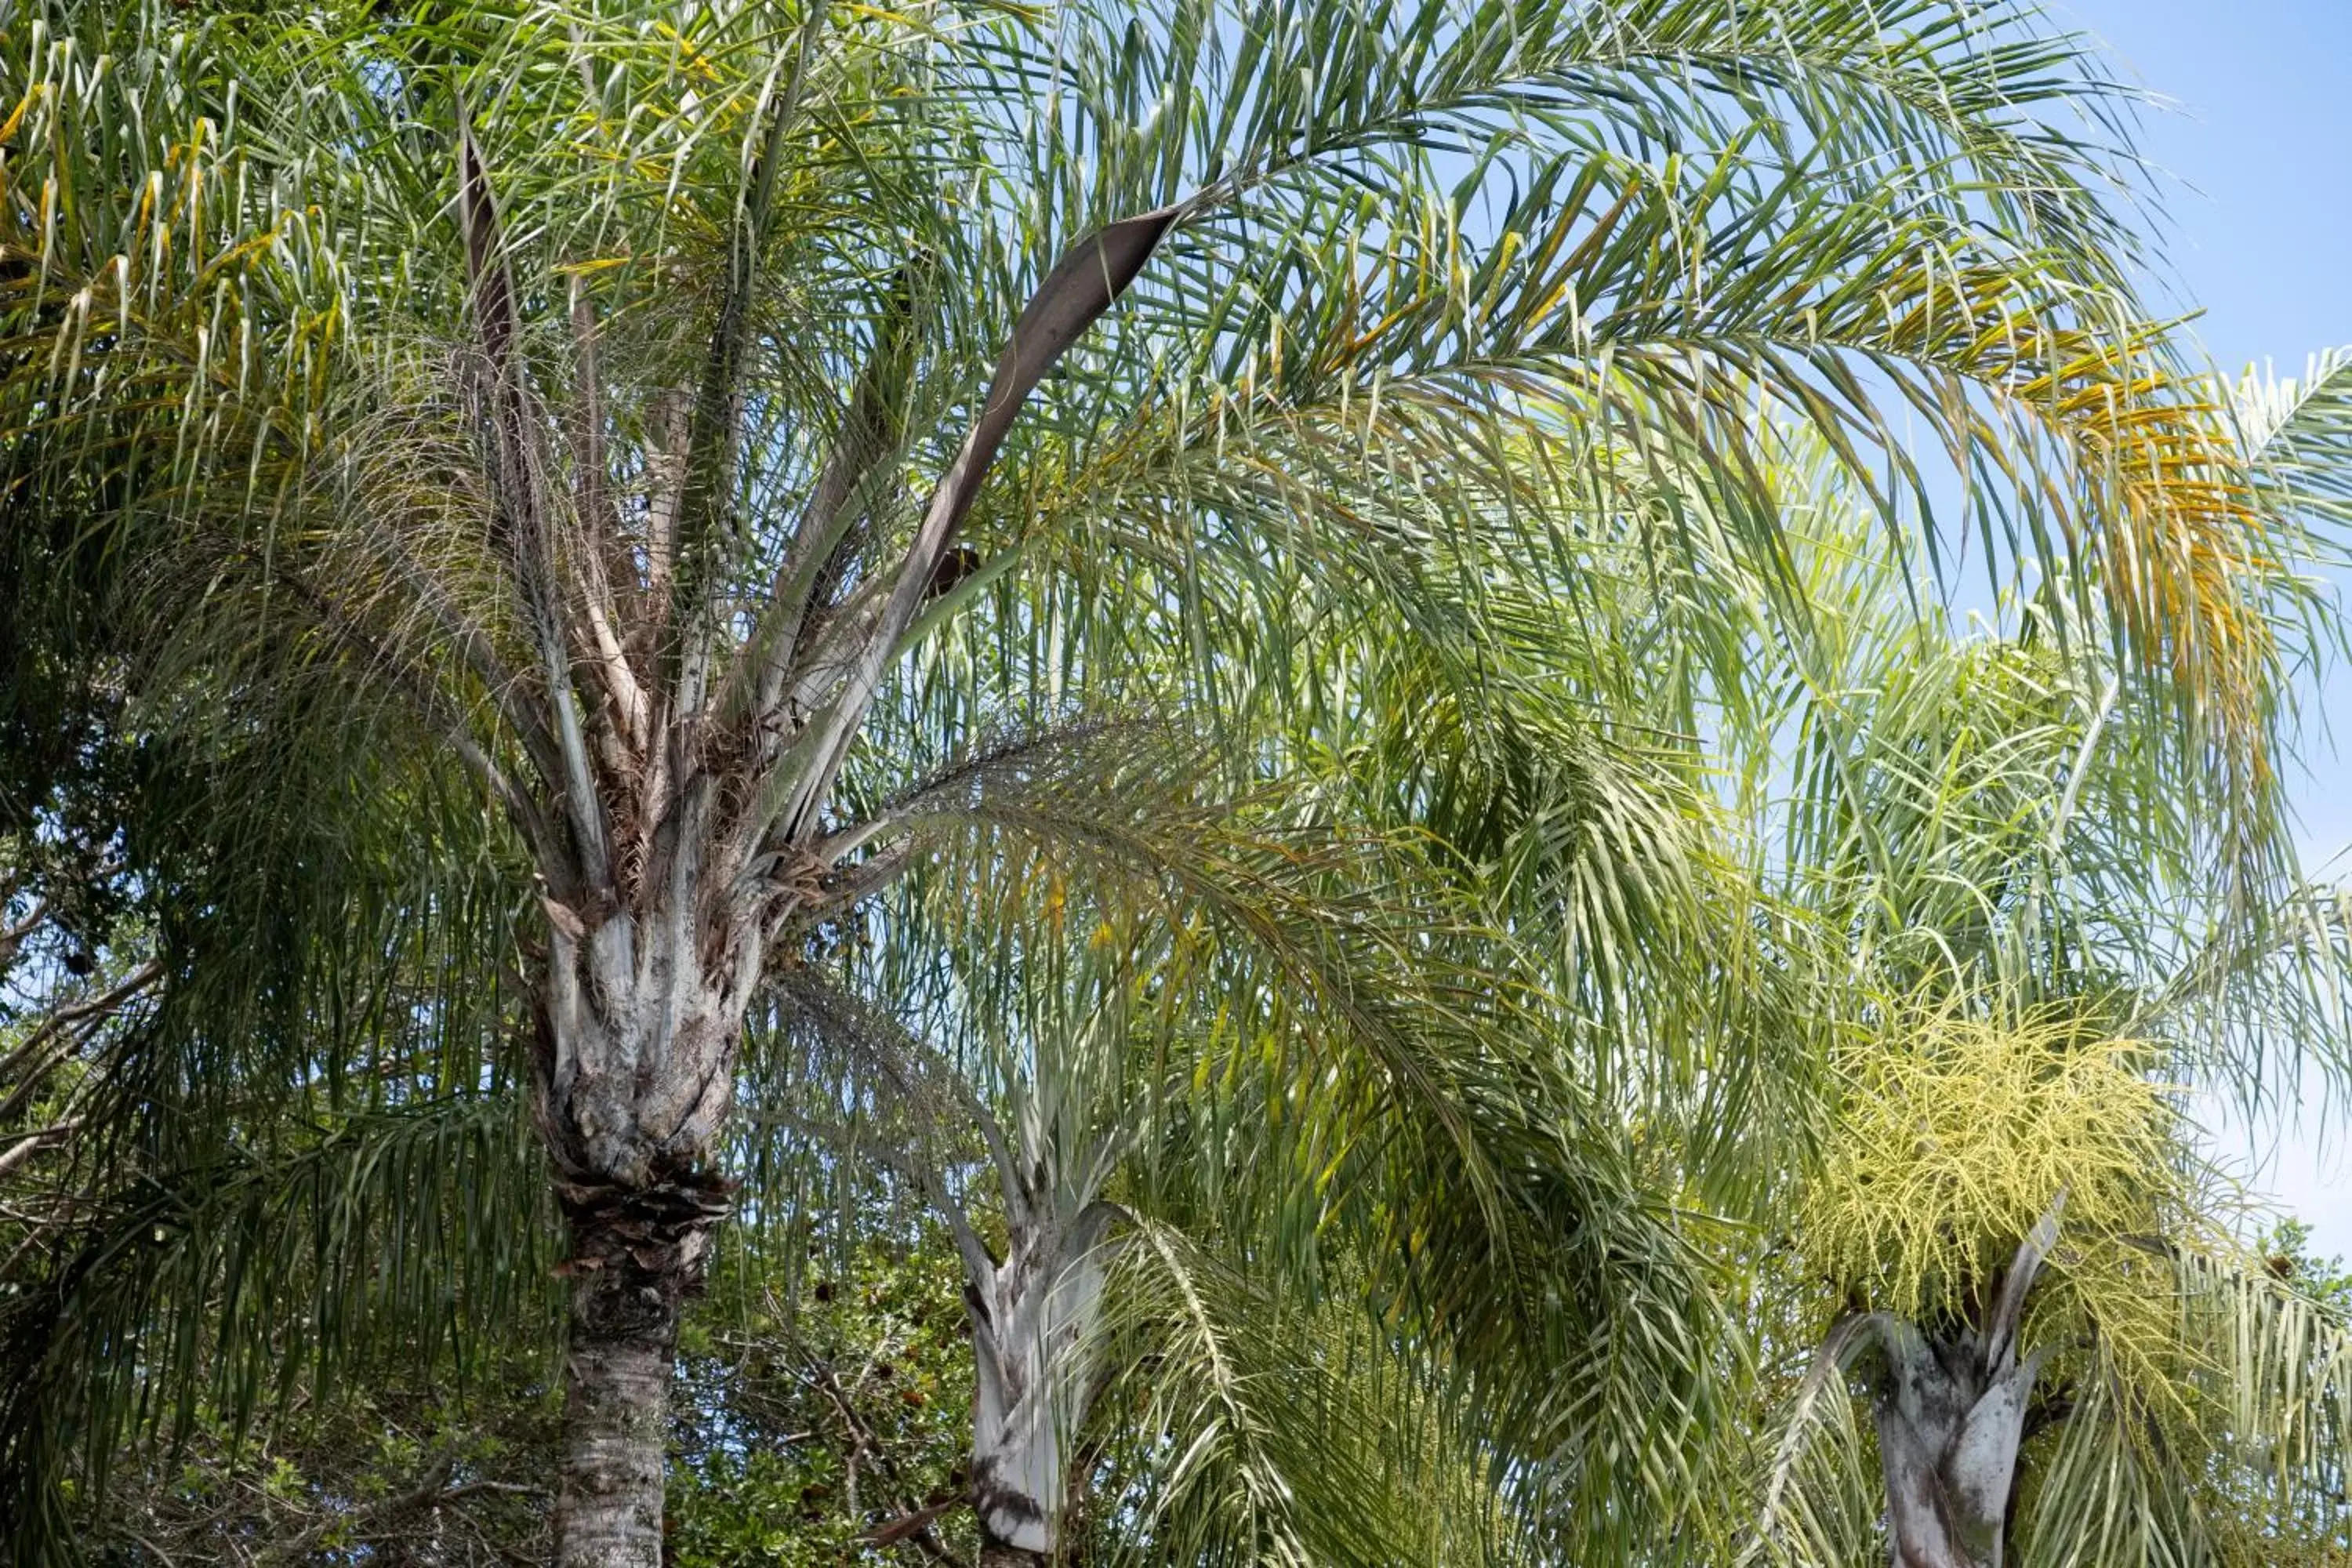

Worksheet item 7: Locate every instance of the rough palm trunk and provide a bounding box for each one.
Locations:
[553,1207,688,1566]
[535,908,752,1568]
[1762,1200,2067,1568]
[1870,1320,2047,1568]
[966,1200,1115,1566]
[978,1534,1050,1568]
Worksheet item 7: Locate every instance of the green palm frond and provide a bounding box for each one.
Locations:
[1088,1220,1531,1568]
[2235,346,2352,538]
[0,1092,554,1553]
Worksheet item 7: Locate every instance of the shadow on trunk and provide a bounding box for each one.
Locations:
[1760,1195,2069,1568]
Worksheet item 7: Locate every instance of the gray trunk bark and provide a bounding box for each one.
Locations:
[967,1203,1113,1561]
[534,905,749,1568]
[554,1229,680,1568]
[550,1174,731,1568]
[1867,1199,2064,1568]
[1871,1323,2045,1568]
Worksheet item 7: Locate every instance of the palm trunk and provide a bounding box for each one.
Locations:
[1870,1321,2045,1568]
[533,904,750,1568]
[549,1172,732,1566]
[554,1216,682,1566]
[965,1200,1115,1565]
[434,126,1169,1568]
[1863,1200,2065,1568]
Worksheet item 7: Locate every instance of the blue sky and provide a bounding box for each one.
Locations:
[2067,0,2352,1258]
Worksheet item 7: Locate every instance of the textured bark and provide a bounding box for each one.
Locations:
[966,1201,1114,1561]
[532,855,765,1191]
[977,1534,1050,1568]
[551,1177,729,1568]
[1866,1200,2065,1568]
[554,1250,676,1567]
[537,919,741,1568]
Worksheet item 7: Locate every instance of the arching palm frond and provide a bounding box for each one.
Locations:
[1087,1220,1534,1568]
[0,1091,554,1555]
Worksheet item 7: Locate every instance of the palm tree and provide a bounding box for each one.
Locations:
[1708,461,2352,1567]
[0,1,2308,1561]
[771,782,1711,1565]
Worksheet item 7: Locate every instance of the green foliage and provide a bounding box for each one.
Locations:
[2259,1220,2352,1319]
[44,1223,982,1566]
[67,1366,559,1564]
[670,1235,977,1568]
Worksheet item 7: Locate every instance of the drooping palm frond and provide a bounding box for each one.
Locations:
[0,1091,555,1553]
[731,666,1750,1563]
[0,0,2299,864]
[1086,1220,1535,1568]
[2007,1241,2352,1567]
[1678,454,2352,1099]
[5,1,2342,1558]
[0,699,537,1560]
[0,0,2289,1143]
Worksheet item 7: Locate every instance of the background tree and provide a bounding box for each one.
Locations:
[1709,470,2352,1568]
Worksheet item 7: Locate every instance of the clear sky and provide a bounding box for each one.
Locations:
[2067,0,2352,1260]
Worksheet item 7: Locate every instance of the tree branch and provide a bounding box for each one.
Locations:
[0,960,162,1125]
[0,1119,82,1181]
[0,897,50,966]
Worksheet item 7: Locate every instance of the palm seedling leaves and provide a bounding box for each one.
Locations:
[0,2,2325,1563]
